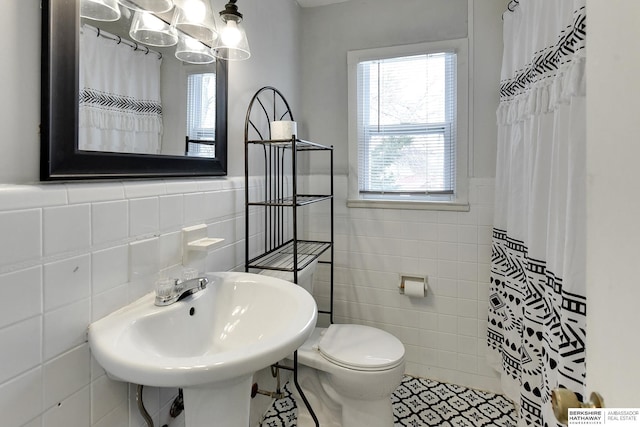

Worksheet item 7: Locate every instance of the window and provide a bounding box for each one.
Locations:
[186,72,216,157]
[348,39,468,210]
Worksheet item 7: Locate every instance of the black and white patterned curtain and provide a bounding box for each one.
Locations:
[487,1,587,426]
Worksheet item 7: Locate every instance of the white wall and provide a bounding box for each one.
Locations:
[299,0,469,175]
[0,1,302,426]
[299,0,507,392]
[159,52,189,156]
[0,1,511,426]
[298,0,503,178]
[0,1,41,184]
[0,178,249,427]
[470,0,504,178]
[307,176,500,391]
[586,0,640,406]
[223,0,303,177]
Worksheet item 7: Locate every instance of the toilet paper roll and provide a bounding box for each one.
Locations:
[270,120,297,140]
[404,278,426,298]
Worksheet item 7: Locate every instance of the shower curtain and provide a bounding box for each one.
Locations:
[79,25,163,154]
[487,1,586,426]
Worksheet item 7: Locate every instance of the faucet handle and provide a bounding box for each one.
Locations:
[155,275,207,306]
[155,278,178,299]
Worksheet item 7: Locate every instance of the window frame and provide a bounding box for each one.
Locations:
[347,39,469,211]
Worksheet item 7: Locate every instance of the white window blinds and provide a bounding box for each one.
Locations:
[356,52,457,196]
[186,72,216,156]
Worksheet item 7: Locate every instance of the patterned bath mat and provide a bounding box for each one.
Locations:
[260,376,517,427]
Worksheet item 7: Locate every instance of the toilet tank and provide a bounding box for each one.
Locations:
[259,258,318,294]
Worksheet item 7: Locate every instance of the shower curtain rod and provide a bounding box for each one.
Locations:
[82,24,163,60]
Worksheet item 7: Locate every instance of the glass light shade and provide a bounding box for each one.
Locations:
[214,20,250,61]
[172,0,218,43]
[129,11,178,47]
[117,0,174,13]
[175,35,215,64]
[80,0,121,22]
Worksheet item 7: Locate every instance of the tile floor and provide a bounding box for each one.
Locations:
[260,375,517,427]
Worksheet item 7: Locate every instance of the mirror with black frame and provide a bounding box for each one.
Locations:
[41,0,228,180]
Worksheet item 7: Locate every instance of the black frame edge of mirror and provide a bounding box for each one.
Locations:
[41,0,228,181]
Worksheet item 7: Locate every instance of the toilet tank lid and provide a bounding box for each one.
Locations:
[318,324,405,371]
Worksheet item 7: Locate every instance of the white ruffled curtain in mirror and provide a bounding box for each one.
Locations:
[487,1,587,426]
[79,24,163,154]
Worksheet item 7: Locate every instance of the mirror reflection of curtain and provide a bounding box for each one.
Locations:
[79,24,163,154]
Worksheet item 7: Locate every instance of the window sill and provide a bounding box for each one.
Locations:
[347,198,470,211]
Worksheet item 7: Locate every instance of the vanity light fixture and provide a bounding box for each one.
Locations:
[172,0,218,43]
[214,0,251,61]
[80,0,121,22]
[175,34,216,64]
[83,0,251,64]
[116,0,175,13]
[129,10,179,46]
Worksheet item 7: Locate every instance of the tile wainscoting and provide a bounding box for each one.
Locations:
[0,178,249,427]
[303,175,500,393]
[0,174,499,426]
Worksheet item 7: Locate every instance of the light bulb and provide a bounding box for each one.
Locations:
[129,10,178,46]
[175,34,214,64]
[221,20,241,47]
[182,0,206,23]
[141,12,165,31]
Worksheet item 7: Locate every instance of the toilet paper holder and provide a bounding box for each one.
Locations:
[399,275,427,295]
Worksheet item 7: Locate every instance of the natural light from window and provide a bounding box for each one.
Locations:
[348,39,468,210]
[186,72,216,157]
[358,52,455,196]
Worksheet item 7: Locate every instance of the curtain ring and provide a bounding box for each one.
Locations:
[145,46,150,55]
[117,35,122,44]
[133,42,138,51]
[96,28,101,37]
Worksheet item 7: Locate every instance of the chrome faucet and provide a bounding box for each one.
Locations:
[155,276,209,306]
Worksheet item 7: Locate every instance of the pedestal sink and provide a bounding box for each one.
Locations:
[88,272,318,426]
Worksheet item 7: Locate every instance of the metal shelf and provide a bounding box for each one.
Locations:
[248,194,332,207]
[248,240,331,272]
[244,86,333,427]
[246,138,333,151]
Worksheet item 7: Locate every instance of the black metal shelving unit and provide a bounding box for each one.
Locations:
[244,86,334,321]
[244,86,334,426]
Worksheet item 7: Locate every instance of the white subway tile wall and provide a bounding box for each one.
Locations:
[304,175,500,393]
[0,178,247,427]
[0,175,498,426]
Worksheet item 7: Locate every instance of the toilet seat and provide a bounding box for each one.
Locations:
[317,324,405,371]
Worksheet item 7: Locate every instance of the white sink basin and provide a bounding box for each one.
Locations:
[88,271,317,426]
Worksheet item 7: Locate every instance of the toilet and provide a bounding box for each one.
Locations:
[260,261,406,427]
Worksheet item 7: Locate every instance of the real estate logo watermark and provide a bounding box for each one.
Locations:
[569,409,640,426]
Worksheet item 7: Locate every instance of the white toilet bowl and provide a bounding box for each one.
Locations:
[292,325,405,427]
[260,262,406,427]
